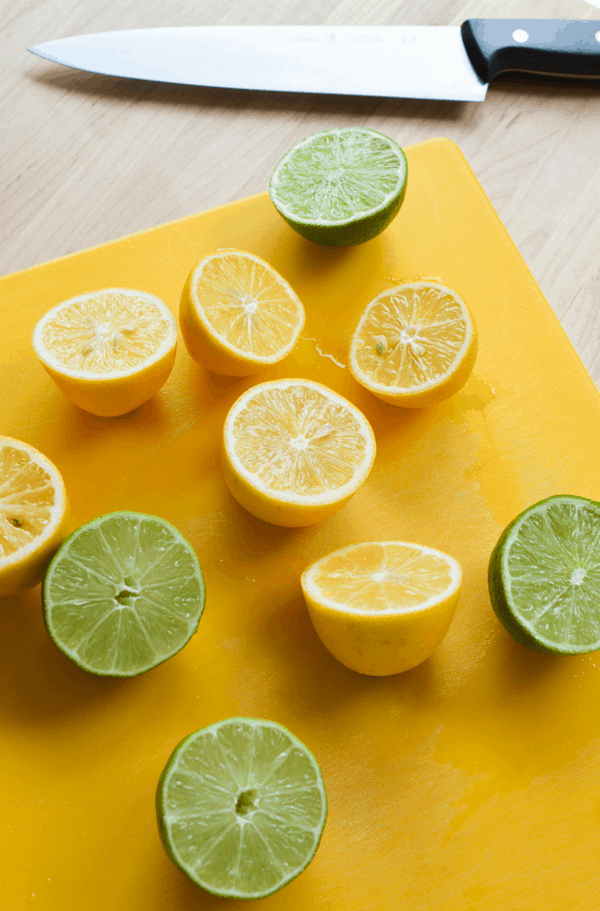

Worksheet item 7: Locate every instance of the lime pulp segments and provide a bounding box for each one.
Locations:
[269,128,408,247]
[488,495,600,654]
[156,717,327,900]
[43,512,205,676]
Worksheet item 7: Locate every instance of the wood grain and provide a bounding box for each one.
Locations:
[1,0,600,382]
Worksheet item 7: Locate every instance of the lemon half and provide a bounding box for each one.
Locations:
[180,250,305,376]
[349,281,478,407]
[0,437,69,597]
[33,288,178,416]
[301,541,462,675]
[222,378,376,527]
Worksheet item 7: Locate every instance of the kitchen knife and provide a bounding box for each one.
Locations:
[29,20,600,103]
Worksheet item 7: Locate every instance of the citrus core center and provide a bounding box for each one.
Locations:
[235,788,259,817]
[115,575,140,606]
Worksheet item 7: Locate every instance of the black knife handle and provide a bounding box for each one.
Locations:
[461,19,600,82]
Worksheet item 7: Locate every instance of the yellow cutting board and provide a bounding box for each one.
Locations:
[2,138,600,911]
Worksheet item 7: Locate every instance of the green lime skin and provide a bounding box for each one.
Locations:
[42,511,205,677]
[156,717,328,901]
[269,128,408,247]
[488,495,600,655]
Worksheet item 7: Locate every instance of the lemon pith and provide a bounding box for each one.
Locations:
[222,379,376,527]
[0,437,69,597]
[349,281,477,407]
[180,250,305,376]
[32,289,178,416]
[301,541,462,675]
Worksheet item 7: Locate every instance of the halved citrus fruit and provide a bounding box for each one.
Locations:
[43,511,205,676]
[269,128,408,247]
[301,541,462,675]
[349,281,478,407]
[489,495,600,655]
[180,250,305,375]
[156,717,327,900]
[32,288,178,416]
[222,378,376,527]
[0,436,69,597]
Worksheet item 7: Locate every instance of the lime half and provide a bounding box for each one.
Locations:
[43,512,205,676]
[488,495,600,655]
[269,128,408,247]
[156,717,327,900]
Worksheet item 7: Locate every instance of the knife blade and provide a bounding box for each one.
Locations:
[28,20,600,103]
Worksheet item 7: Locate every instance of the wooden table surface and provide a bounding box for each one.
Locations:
[2,0,600,385]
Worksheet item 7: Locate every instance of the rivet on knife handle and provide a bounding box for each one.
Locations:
[461,19,600,83]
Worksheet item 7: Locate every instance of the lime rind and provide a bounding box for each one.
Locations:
[269,128,408,247]
[156,717,327,900]
[43,511,205,677]
[489,495,600,655]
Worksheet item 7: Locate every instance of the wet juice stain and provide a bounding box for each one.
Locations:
[454,375,525,528]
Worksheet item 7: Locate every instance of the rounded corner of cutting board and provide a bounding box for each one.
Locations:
[404,136,467,161]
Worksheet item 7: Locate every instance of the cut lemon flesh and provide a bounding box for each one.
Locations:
[180,250,305,376]
[0,448,55,556]
[35,289,175,374]
[0,437,69,597]
[156,717,327,900]
[305,541,460,612]
[301,541,462,675]
[349,282,477,407]
[32,289,178,416]
[222,378,376,526]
